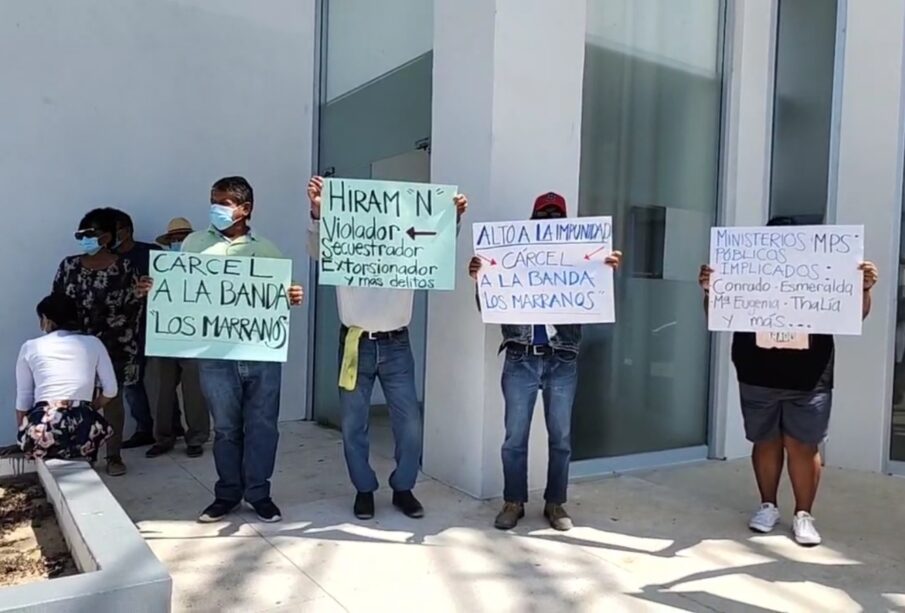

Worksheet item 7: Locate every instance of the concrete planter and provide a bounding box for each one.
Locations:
[0,458,172,613]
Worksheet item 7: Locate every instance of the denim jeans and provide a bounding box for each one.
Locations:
[501,348,578,504]
[124,357,153,435]
[339,328,422,493]
[197,359,282,504]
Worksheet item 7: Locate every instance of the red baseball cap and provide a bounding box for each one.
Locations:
[533,192,567,217]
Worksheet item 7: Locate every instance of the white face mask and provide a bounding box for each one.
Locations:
[168,241,183,252]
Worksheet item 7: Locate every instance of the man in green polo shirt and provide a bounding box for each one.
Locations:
[182,176,303,524]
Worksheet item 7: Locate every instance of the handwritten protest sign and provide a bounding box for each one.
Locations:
[145,252,293,362]
[473,217,615,324]
[708,225,864,335]
[319,178,458,290]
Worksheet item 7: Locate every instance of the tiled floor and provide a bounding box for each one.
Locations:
[102,421,905,612]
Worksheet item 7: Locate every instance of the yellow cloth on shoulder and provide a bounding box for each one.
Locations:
[339,327,365,390]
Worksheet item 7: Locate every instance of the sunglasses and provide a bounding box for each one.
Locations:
[74,228,102,240]
[533,207,564,219]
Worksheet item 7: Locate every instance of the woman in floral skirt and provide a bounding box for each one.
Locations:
[16,293,118,462]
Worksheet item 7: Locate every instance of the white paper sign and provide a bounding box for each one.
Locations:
[708,225,864,335]
[472,217,615,325]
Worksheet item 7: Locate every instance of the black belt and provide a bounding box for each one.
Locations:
[507,343,555,356]
[342,326,407,341]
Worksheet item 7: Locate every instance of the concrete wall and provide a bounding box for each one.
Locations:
[828,0,905,472]
[0,0,317,445]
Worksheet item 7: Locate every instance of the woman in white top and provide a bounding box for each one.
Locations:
[16,294,117,461]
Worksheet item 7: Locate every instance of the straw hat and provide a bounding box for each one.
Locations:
[156,217,194,244]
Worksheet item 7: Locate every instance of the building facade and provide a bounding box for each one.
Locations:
[2,0,904,496]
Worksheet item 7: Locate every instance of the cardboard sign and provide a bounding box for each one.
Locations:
[145,252,293,362]
[319,178,459,290]
[472,217,615,324]
[708,225,864,335]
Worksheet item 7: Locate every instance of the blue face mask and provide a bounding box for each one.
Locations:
[79,236,102,255]
[209,204,236,231]
[168,241,182,252]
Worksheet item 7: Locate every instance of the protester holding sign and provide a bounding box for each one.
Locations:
[699,217,879,546]
[469,193,621,532]
[138,176,304,524]
[307,175,467,521]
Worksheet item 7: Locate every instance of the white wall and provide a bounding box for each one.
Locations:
[426,0,587,498]
[325,0,432,101]
[828,0,905,472]
[0,0,317,444]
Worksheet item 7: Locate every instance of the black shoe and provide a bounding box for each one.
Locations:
[121,431,155,449]
[354,492,375,519]
[250,498,282,523]
[186,445,204,458]
[198,499,239,523]
[145,443,173,458]
[392,490,424,519]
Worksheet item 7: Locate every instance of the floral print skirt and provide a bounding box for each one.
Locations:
[17,401,114,461]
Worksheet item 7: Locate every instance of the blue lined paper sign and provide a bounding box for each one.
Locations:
[145,252,293,362]
[472,217,615,324]
[319,178,459,290]
[708,225,864,335]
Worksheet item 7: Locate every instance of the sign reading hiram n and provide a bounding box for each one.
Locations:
[473,217,615,325]
[319,178,459,290]
[145,252,293,362]
[707,224,864,335]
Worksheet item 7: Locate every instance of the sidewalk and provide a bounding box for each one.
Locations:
[102,421,905,612]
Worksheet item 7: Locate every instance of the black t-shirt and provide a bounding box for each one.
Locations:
[120,241,160,277]
[732,332,834,392]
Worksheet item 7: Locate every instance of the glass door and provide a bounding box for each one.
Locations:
[572,0,725,464]
[312,0,434,428]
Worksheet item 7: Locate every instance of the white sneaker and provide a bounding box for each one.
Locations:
[792,511,822,546]
[748,502,781,533]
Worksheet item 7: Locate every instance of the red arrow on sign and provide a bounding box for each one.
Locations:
[478,255,497,266]
[584,246,607,260]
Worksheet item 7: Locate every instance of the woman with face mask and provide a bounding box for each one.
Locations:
[16,293,117,461]
[51,208,143,476]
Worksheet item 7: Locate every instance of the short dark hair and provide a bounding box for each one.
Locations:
[78,208,119,239]
[212,176,254,206]
[108,208,134,233]
[36,293,82,332]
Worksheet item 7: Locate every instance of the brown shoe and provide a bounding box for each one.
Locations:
[105,456,127,477]
[543,503,573,531]
[494,502,525,530]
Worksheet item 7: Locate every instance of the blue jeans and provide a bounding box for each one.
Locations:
[197,359,282,504]
[339,328,422,493]
[501,347,578,504]
[125,357,153,435]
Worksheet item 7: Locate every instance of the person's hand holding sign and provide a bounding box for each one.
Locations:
[288,284,305,306]
[307,176,324,220]
[468,256,482,280]
[454,194,468,221]
[605,251,623,270]
[860,261,878,319]
[135,276,154,299]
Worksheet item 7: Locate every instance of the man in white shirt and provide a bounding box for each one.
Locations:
[306,176,467,520]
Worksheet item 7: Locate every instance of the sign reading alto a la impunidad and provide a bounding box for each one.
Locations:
[145,252,293,362]
[708,225,865,335]
[473,216,615,325]
[319,178,459,290]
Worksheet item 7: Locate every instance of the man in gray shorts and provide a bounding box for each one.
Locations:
[700,221,878,546]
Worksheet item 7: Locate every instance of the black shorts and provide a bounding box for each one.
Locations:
[738,383,832,445]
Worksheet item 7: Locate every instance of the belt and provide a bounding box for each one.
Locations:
[508,343,555,356]
[343,326,407,341]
